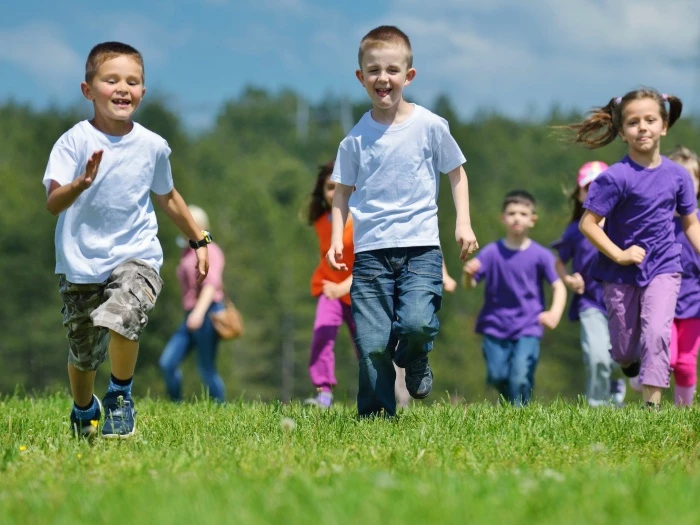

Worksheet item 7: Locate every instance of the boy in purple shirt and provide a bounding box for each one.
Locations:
[463,190,566,406]
[570,88,700,408]
[667,146,700,406]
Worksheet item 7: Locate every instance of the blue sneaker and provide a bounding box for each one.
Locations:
[405,356,433,399]
[70,395,102,439]
[102,392,136,438]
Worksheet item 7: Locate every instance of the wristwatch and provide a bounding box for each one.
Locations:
[189,230,213,249]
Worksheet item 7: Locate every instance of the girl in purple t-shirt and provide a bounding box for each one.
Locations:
[568,88,700,409]
[667,146,700,406]
[552,161,627,407]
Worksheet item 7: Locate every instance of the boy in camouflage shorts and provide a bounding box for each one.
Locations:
[44,42,211,438]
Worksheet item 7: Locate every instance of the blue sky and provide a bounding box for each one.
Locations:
[2,0,699,130]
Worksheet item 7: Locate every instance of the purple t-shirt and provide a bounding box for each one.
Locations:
[473,240,559,340]
[584,155,696,286]
[673,212,700,319]
[551,221,606,322]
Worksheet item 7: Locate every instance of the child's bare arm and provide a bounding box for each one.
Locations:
[538,279,566,330]
[681,213,700,255]
[326,183,353,271]
[447,165,478,261]
[154,188,209,283]
[579,210,645,265]
[46,150,103,216]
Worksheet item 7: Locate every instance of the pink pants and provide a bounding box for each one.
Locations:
[308,295,357,390]
[604,273,681,388]
[670,318,700,387]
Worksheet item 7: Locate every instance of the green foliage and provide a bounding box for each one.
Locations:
[1,93,699,402]
[1,397,700,524]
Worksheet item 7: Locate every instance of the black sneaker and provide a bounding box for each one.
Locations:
[405,355,433,399]
[643,401,661,411]
[621,361,640,378]
[102,392,136,438]
[70,395,102,440]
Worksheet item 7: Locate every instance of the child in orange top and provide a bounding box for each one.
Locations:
[305,162,356,408]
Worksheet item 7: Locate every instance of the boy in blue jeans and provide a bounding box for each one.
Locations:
[326,26,478,417]
[44,42,210,438]
[463,190,566,406]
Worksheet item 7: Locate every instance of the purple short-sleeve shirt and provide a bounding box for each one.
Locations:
[673,212,700,319]
[551,221,606,321]
[583,156,696,286]
[473,240,560,340]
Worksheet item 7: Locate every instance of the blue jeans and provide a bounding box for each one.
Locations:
[159,302,226,403]
[482,334,540,406]
[351,247,443,417]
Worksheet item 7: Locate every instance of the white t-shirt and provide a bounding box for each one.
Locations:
[42,120,174,283]
[331,104,466,253]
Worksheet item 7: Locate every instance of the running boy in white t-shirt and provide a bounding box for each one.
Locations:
[327,26,478,416]
[44,42,211,439]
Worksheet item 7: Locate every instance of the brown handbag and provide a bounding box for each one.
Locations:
[210,298,245,340]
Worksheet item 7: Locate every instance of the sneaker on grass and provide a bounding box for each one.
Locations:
[70,395,102,440]
[102,392,136,438]
[304,390,333,409]
[405,355,433,399]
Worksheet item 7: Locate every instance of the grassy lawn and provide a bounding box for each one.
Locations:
[2,396,699,524]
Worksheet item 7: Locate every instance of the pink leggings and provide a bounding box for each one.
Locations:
[670,318,700,387]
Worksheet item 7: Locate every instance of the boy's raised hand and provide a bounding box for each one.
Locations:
[76,150,103,190]
[456,223,479,261]
[326,242,348,271]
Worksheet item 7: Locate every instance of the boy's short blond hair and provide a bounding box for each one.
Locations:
[358,25,413,69]
[85,41,144,84]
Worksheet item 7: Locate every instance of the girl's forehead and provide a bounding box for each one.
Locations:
[622,97,662,117]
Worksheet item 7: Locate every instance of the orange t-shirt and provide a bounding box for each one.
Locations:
[311,212,354,305]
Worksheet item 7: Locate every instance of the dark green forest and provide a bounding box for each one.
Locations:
[2,89,699,403]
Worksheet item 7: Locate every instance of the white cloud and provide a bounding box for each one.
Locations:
[0,22,82,87]
[382,0,700,116]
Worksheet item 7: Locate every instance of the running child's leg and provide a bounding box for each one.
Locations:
[59,275,110,437]
[92,260,163,437]
[393,247,442,399]
[639,273,680,405]
[308,295,345,393]
[579,308,614,406]
[481,335,513,403]
[508,336,540,406]
[604,283,642,369]
[351,250,397,417]
[673,318,700,405]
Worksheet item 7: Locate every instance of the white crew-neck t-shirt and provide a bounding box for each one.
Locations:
[42,120,174,283]
[330,104,466,253]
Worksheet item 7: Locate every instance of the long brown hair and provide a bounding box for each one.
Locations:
[569,187,585,223]
[564,88,682,149]
[306,161,335,225]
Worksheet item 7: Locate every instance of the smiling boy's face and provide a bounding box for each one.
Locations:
[356,43,415,112]
[81,54,145,133]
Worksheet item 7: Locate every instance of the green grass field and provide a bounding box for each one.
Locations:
[2,396,700,524]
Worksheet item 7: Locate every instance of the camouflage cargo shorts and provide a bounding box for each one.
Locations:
[59,259,164,371]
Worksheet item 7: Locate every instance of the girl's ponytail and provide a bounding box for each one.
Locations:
[665,94,683,129]
[565,98,619,149]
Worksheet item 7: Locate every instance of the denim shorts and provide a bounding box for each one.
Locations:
[59,259,163,371]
